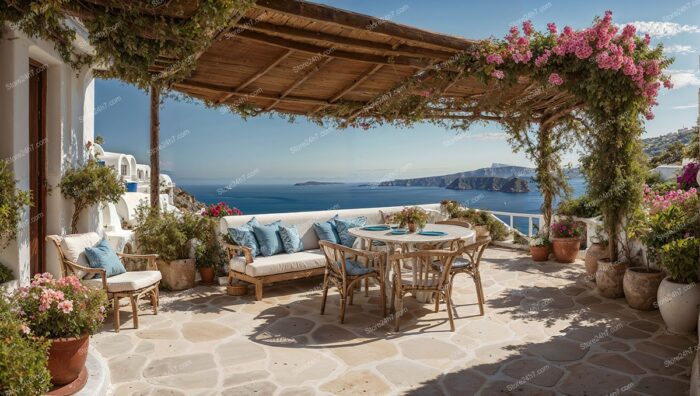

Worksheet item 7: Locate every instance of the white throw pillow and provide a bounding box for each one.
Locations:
[60,232,101,267]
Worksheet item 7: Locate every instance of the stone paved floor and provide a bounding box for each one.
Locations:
[93,248,696,395]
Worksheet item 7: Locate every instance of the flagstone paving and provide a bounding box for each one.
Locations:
[92,248,696,395]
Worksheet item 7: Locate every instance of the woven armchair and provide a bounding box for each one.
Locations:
[47,233,161,332]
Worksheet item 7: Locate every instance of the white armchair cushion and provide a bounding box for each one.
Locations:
[230,249,326,277]
[61,232,101,267]
[83,270,162,293]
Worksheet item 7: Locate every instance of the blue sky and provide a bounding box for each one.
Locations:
[94,0,700,184]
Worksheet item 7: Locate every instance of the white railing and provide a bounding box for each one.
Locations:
[488,210,544,237]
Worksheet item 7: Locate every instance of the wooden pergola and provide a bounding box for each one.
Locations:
[63,0,579,207]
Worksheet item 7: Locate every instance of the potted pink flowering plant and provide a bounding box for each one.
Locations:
[13,273,108,388]
[550,217,582,263]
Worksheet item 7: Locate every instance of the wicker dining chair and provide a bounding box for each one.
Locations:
[434,237,491,316]
[47,233,161,332]
[388,245,462,331]
[318,240,386,324]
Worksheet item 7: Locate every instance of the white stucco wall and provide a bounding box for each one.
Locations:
[0,24,96,283]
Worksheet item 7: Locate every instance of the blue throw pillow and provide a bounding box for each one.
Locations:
[279,225,304,253]
[227,217,261,257]
[334,216,367,247]
[84,239,126,278]
[312,215,340,244]
[338,259,374,276]
[252,220,284,257]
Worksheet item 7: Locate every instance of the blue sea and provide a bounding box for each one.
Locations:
[181,178,587,233]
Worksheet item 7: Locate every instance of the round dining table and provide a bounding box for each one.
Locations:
[349,224,476,303]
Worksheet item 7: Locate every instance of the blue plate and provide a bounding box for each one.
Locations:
[391,229,408,235]
[418,231,447,236]
[362,225,391,231]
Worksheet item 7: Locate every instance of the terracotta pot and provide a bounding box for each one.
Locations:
[530,246,549,262]
[623,267,665,310]
[157,258,196,291]
[551,237,580,263]
[199,267,215,284]
[584,243,609,280]
[657,277,700,334]
[474,225,491,238]
[596,259,628,298]
[407,222,417,233]
[47,334,89,386]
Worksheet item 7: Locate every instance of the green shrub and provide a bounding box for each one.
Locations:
[59,159,124,233]
[0,160,33,248]
[195,220,228,273]
[556,194,600,218]
[659,237,700,283]
[453,207,509,241]
[0,296,51,396]
[0,263,13,283]
[134,205,213,262]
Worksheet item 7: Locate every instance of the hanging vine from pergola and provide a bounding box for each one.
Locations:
[1,2,672,261]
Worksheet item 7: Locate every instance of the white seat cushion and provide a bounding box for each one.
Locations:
[83,270,162,293]
[230,249,326,277]
[60,232,101,267]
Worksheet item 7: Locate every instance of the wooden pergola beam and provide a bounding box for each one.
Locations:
[310,64,384,115]
[239,18,454,60]
[263,57,334,112]
[254,0,474,52]
[215,49,293,104]
[236,30,429,68]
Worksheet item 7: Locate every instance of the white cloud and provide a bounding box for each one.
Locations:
[668,70,700,88]
[625,21,700,37]
[672,103,699,110]
[663,44,696,54]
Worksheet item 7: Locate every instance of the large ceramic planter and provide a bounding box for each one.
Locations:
[157,258,196,291]
[584,243,608,280]
[48,334,89,386]
[657,277,700,334]
[199,267,216,284]
[596,259,628,298]
[623,267,665,310]
[530,246,549,262]
[474,225,490,238]
[551,237,580,263]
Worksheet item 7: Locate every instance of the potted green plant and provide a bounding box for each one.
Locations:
[134,205,212,290]
[584,227,609,281]
[198,202,241,284]
[12,273,107,389]
[0,295,52,396]
[394,206,429,233]
[550,217,581,263]
[58,159,124,233]
[656,237,700,334]
[0,263,13,285]
[529,231,550,262]
[0,159,33,248]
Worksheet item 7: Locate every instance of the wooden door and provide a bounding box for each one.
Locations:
[28,59,47,275]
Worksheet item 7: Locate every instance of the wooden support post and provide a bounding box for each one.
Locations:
[150,84,160,210]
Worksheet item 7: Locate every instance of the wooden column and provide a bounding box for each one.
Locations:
[150,84,160,210]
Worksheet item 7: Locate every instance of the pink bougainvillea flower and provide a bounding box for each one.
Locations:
[491,70,505,79]
[485,53,504,65]
[522,20,534,36]
[548,73,564,85]
[547,22,557,34]
[663,79,673,89]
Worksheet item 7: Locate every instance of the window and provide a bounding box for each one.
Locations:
[121,164,127,176]
[138,170,143,179]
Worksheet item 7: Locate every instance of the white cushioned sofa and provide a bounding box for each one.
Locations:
[220,204,444,300]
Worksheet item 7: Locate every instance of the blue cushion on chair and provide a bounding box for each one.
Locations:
[338,259,374,276]
[227,217,261,257]
[252,220,284,257]
[279,225,304,253]
[84,239,126,278]
[312,215,340,243]
[334,216,367,247]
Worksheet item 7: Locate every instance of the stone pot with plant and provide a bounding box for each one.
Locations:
[656,237,700,334]
[529,230,550,262]
[134,206,212,291]
[585,228,609,281]
[394,206,429,233]
[59,159,124,233]
[198,202,242,284]
[12,273,107,390]
[550,217,581,263]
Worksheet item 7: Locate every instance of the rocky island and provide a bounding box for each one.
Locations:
[446,177,530,193]
[294,181,345,186]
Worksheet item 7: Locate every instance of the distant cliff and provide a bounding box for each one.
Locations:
[294,181,345,186]
[378,164,535,187]
[446,177,530,193]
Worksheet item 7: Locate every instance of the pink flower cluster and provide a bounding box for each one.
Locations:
[202,202,243,218]
[643,185,698,214]
[480,11,670,118]
[677,162,699,190]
